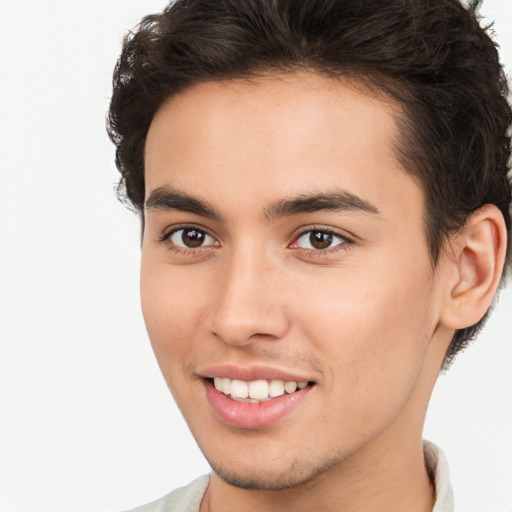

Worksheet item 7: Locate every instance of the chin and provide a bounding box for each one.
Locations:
[206,453,342,491]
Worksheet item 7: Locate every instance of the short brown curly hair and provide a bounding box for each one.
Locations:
[107,0,511,366]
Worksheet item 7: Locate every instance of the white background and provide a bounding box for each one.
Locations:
[0,1,511,511]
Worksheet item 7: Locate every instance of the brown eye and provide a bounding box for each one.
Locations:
[295,229,346,251]
[309,231,333,249]
[169,228,215,248]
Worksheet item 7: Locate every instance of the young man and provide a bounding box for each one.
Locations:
[108,0,511,510]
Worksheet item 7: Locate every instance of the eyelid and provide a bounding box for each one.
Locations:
[158,223,218,243]
[157,225,221,260]
[171,229,216,249]
[288,225,355,257]
[290,225,354,245]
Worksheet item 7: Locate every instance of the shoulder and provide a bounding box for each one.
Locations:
[126,474,210,512]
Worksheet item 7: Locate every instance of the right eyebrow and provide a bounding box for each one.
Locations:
[145,186,221,220]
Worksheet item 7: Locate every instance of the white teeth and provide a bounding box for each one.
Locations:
[269,380,285,397]
[248,380,269,400]
[230,379,249,398]
[213,377,223,391]
[284,381,297,393]
[221,377,231,394]
[213,377,310,401]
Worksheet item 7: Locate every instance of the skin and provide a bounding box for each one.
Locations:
[140,73,503,512]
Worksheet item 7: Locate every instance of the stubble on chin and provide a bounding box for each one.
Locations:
[206,451,345,491]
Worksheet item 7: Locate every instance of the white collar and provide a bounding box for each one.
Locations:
[424,440,455,512]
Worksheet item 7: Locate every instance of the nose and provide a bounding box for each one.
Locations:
[207,247,290,346]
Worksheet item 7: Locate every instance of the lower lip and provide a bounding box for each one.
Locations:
[203,380,313,429]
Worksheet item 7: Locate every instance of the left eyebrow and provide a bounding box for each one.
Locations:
[264,190,380,220]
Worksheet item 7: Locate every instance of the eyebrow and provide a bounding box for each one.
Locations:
[264,190,379,219]
[145,186,221,219]
[144,186,379,220]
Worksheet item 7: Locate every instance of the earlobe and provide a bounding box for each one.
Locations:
[440,205,507,330]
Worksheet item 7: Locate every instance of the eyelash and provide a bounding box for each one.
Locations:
[290,226,353,256]
[158,225,353,257]
[159,225,219,256]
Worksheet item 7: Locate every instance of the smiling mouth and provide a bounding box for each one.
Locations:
[211,377,313,402]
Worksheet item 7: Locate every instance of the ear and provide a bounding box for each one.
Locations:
[440,204,508,330]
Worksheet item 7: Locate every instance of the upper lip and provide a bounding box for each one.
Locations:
[197,364,315,383]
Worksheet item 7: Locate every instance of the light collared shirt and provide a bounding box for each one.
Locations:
[425,440,454,512]
[128,441,454,512]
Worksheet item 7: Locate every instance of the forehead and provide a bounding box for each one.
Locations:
[144,72,422,221]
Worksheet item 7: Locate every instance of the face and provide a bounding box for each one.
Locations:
[141,73,449,490]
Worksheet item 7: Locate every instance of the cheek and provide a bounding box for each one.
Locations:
[293,257,436,407]
[140,258,209,380]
